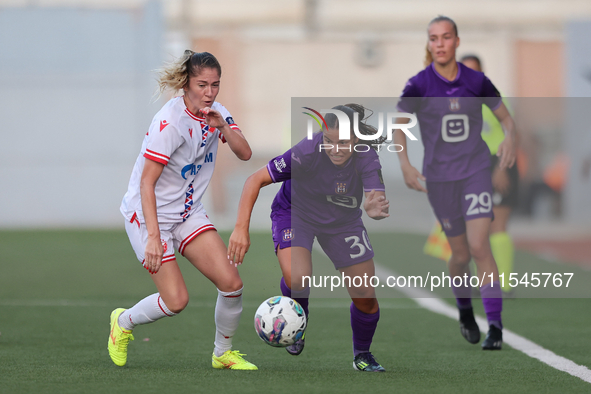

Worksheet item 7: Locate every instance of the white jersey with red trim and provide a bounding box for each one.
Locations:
[120,97,239,224]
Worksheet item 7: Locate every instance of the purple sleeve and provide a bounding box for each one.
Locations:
[481,76,502,111]
[358,150,385,192]
[397,77,421,113]
[266,149,291,183]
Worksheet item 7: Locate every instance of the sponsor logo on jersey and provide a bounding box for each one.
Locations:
[441,218,452,230]
[160,120,169,131]
[274,157,287,173]
[205,152,214,163]
[282,228,294,242]
[181,163,202,180]
[448,98,460,111]
[225,116,235,125]
[377,169,384,185]
[335,182,347,194]
[161,240,168,253]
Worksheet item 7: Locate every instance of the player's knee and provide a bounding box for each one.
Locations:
[166,293,189,313]
[449,251,471,266]
[217,277,243,293]
[353,298,379,314]
[469,240,490,262]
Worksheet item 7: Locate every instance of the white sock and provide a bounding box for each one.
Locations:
[213,287,243,357]
[118,293,177,330]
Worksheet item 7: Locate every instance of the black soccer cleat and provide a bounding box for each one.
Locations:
[353,352,386,372]
[482,325,503,350]
[459,307,481,344]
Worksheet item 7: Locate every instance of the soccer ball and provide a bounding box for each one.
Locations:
[254,296,306,347]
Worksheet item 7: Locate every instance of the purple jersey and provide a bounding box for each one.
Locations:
[266,133,384,226]
[397,62,502,182]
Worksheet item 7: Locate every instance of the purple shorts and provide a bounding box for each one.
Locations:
[427,168,494,237]
[271,210,374,269]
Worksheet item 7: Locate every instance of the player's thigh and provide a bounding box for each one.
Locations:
[278,246,312,291]
[150,259,189,313]
[465,217,493,260]
[339,259,377,299]
[182,230,243,292]
[490,205,511,234]
[447,232,471,267]
[173,206,242,292]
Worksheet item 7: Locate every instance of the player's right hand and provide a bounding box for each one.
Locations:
[144,236,164,274]
[401,163,427,193]
[228,228,250,267]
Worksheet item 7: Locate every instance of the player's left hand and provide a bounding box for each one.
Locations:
[497,135,516,170]
[228,228,250,267]
[364,190,390,220]
[199,107,228,130]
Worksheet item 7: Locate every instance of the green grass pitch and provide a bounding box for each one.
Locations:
[0,229,590,393]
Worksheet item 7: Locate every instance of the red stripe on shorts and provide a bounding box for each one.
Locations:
[179,224,216,255]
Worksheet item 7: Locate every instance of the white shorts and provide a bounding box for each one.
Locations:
[125,203,216,269]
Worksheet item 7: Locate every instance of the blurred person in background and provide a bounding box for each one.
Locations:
[395,16,518,350]
[424,54,519,297]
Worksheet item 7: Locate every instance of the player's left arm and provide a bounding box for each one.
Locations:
[492,103,517,170]
[363,190,390,220]
[199,107,252,161]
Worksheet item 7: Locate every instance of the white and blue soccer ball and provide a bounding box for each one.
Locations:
[254,296,306,347]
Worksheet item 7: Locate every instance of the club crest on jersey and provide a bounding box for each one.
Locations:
[282,228,294,242]
[335,182,347,194]
[441,218,452,230]
[448,98,460,111]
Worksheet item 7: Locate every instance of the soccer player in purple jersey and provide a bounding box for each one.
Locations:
[394,16,517,350]
[228,104,390,371]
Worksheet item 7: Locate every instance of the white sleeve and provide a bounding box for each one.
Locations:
[143,118,184,165]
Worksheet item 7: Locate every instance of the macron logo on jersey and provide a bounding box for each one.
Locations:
[188,128,193,138]
[160,120,169,131]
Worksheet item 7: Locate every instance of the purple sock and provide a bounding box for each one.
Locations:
[350,302,379,356]
[280,277,310,317]
[480,282,503,329]
[451,278,472,310]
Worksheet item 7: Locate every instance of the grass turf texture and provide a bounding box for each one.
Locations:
[0,230,590,393]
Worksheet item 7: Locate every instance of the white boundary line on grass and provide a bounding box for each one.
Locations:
[373,263,591,384]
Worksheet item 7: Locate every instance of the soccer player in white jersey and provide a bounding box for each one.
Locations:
[110,50,257,370]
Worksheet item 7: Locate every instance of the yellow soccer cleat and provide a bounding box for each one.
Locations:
[212,350,258,370]
[108,308,134,366]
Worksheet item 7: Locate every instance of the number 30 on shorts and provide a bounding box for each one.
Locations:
[344,230,373,259]
[465,191,492,215]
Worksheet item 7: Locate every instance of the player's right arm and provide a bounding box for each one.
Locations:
[394,117,427,193]
[140,158,165,274]
[228,166,274,266]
